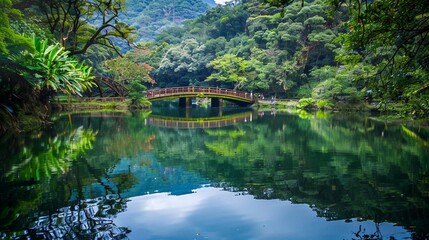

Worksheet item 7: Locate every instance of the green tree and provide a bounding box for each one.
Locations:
[311,66,362,101]
[128,80,151,108]
[1,28,94,133]
[27,0,136,55]
[263,0,304,15]
[156,38,211,87]
[206,53,249,90]
[102,50,155,97]
[326,0,429,115]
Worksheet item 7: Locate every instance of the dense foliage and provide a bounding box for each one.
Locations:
[21,37,94,97]
[0,0,147,134]
[327,0,429,115]
[1,0,429,134]
[0,34,94,134]
[142,0,428,116]
[147,0,356,96]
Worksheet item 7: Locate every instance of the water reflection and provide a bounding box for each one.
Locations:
[115,187,410,240]
[19,195,129,239]
[0,110,428,239]
[2,126,96,182]
[146,111,254,129]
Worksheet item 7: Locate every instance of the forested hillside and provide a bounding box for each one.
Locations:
[123,0,215,42]
[149,0,346,97]
[136,0,429,116]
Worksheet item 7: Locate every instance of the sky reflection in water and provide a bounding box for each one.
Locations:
[116,187,410,240]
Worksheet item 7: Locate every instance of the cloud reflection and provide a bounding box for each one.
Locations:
[114,187,409,240]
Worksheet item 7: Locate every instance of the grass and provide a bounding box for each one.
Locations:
[256,99,299,110]
[54,96,130,110]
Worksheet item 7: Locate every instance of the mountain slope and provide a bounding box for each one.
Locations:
[124,0,212,42]
[202,0,216,6]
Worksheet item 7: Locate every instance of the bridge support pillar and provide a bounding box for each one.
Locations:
[211,98,222,108]
[179,97,192,108]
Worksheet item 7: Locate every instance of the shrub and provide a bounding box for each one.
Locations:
[297,98,316,109]
[316,99,333,110]
[129,80,151,109]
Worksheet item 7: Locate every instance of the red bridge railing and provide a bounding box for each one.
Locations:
[147,87,255,102]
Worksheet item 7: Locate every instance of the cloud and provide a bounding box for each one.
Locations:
[215,0,229,4]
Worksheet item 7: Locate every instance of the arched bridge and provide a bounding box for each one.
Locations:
[147,87,256,107]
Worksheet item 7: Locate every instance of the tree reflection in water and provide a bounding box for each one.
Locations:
[15,195,129,239]
[0,117,135,239]
[1,110,429,239]
[351,224,384,240]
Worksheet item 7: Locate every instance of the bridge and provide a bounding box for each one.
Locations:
[146,87,256,107]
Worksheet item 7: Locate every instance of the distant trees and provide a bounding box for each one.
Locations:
[145,0,429,116]
[123,0,211,42]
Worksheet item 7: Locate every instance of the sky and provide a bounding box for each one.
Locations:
[214,0,229,4]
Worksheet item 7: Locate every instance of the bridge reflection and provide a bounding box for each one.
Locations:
[145,111,255,129]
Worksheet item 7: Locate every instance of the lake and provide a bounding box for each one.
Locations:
[1,107,428,239]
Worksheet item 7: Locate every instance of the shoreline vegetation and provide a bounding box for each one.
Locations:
[56,96,428,123]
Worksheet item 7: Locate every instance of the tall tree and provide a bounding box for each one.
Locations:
[29,0,136,55]
[206,53,250,90]
[156,38,211,87]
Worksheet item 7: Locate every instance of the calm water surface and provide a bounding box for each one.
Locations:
[1,108,428,239]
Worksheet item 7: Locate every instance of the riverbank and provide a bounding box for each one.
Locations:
[52,96,130,111]
[1,97,131,136]
[256,98,429,125]
[256,99,375,112]
[3,97,426,136]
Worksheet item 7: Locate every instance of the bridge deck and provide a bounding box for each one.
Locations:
[147,87,255,104]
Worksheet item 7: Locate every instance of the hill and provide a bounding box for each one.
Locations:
[202,0,217,6]
[124,0,213,42]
